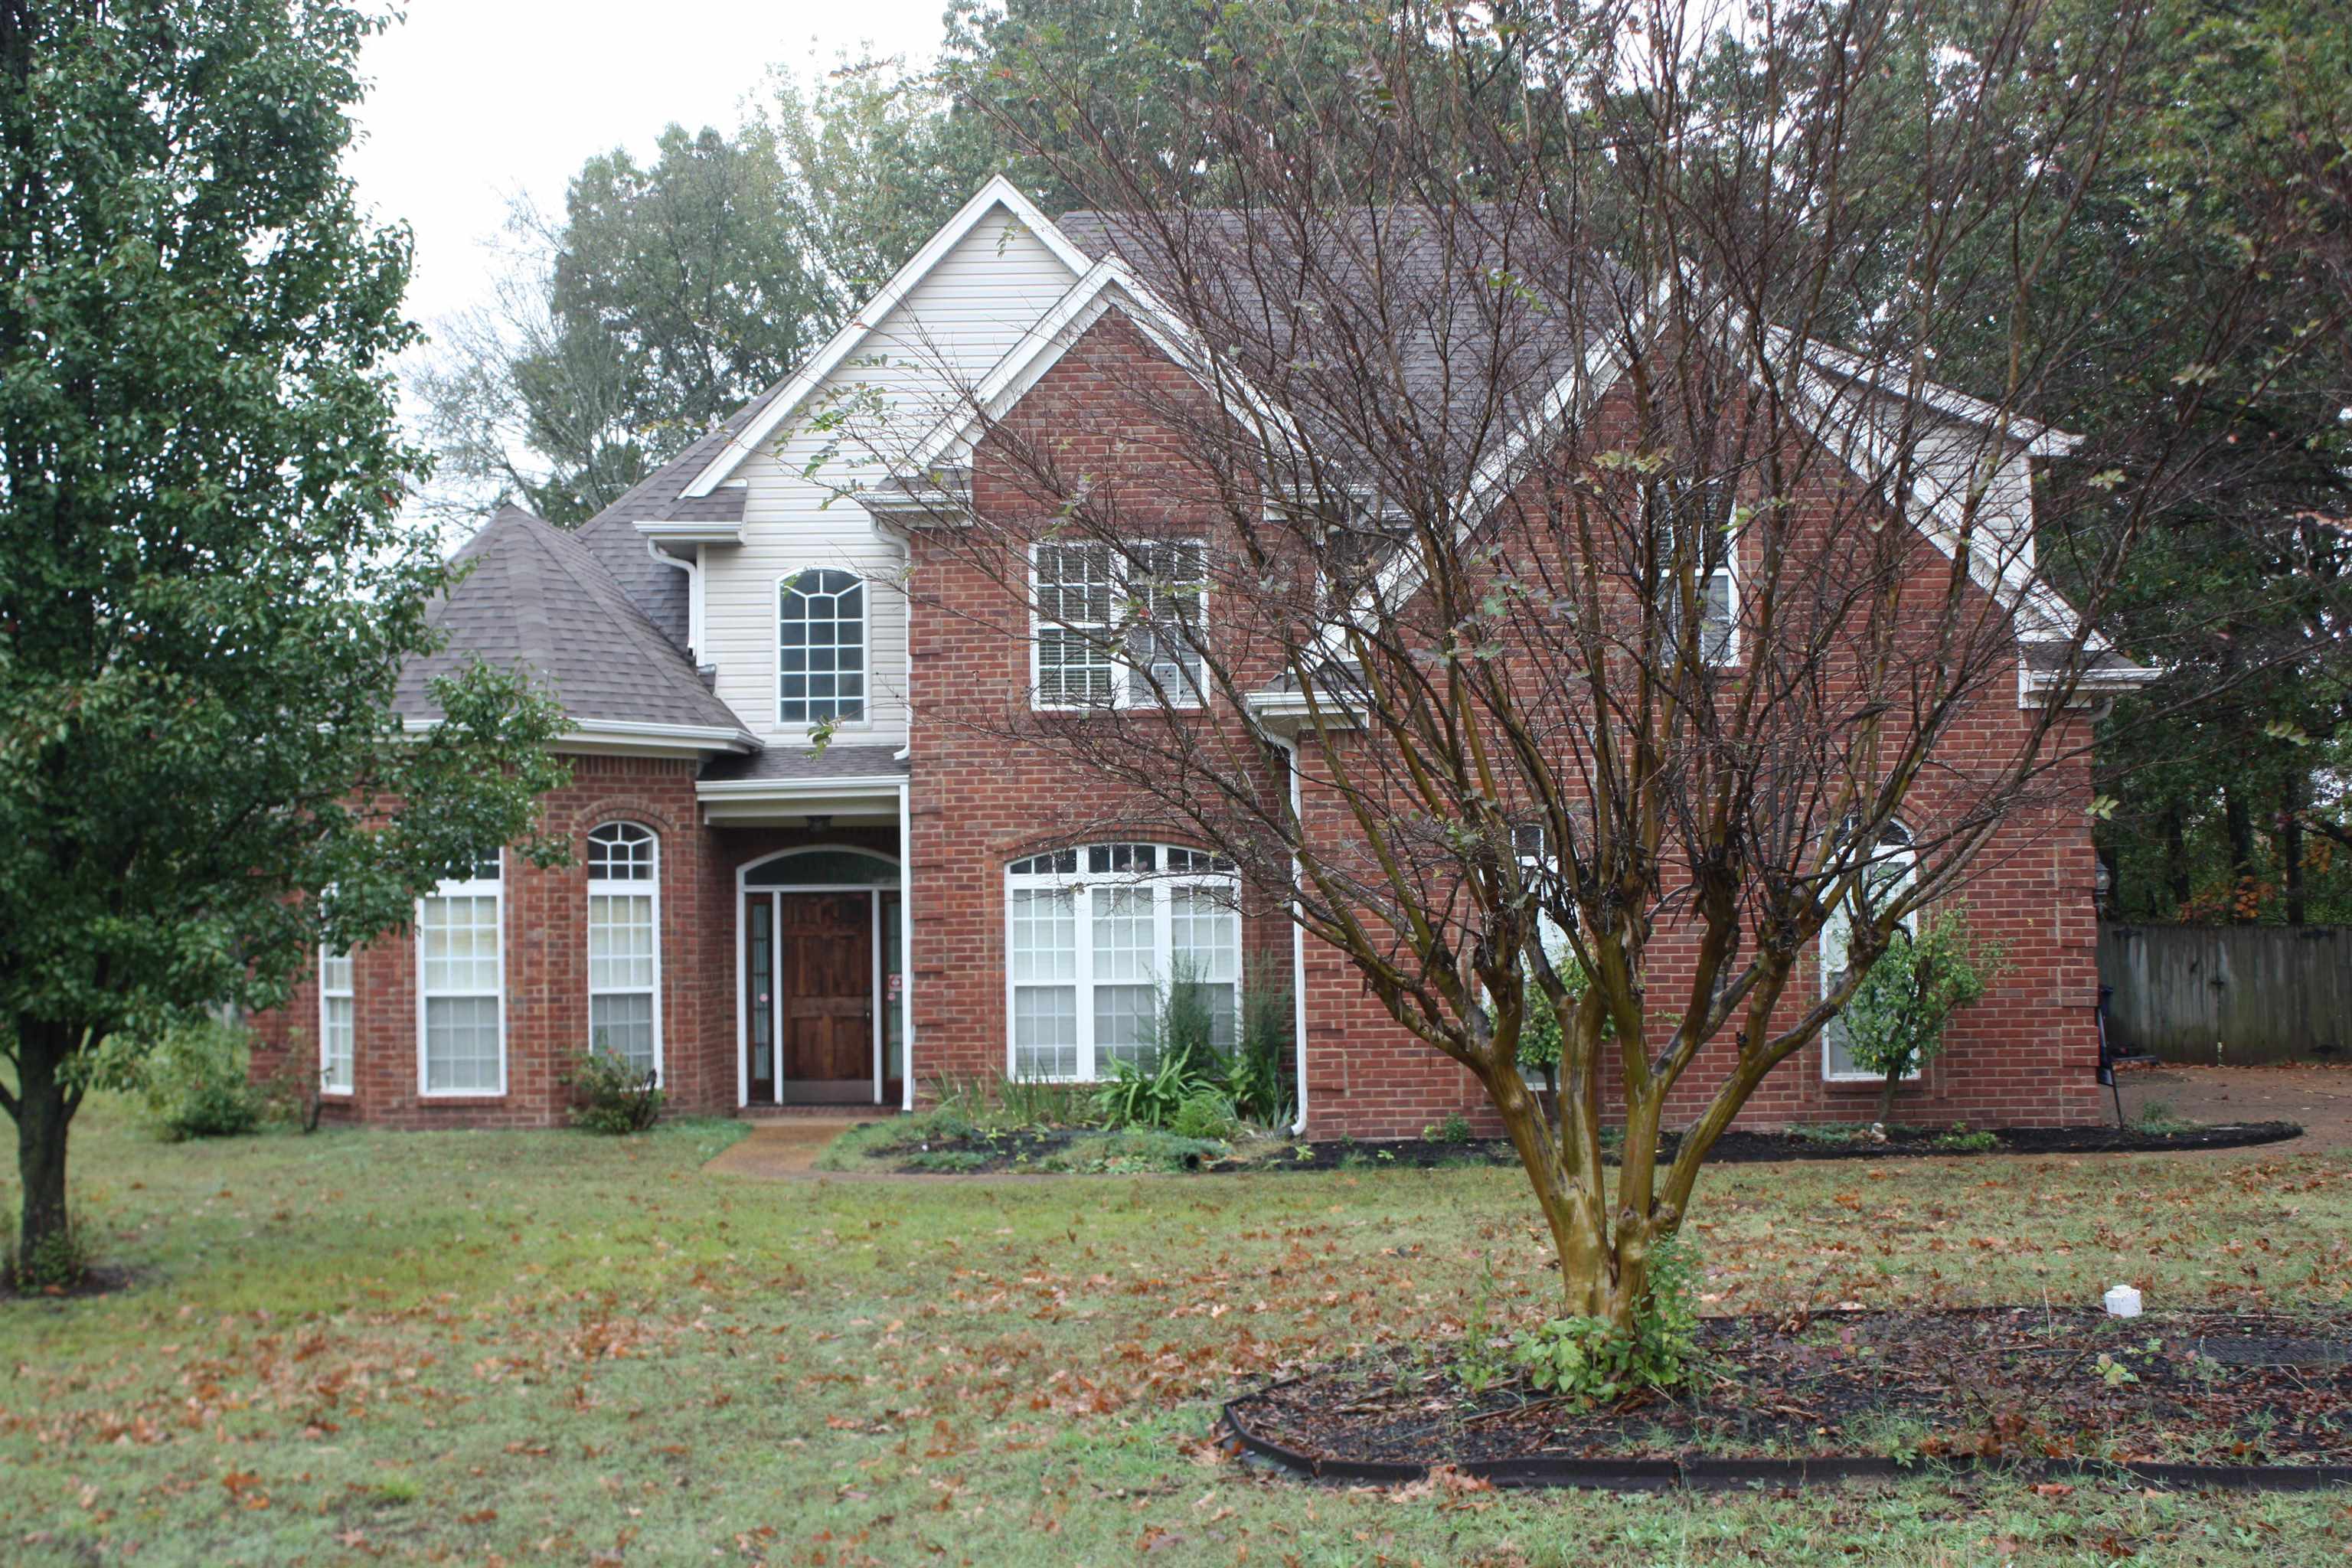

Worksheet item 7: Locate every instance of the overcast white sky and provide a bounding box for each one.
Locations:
[346,0,953,334]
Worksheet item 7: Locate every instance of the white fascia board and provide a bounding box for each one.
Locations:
[1795,335,2081,457]
[635,518,744,547]
[679,175,1096,499]
[1781,359,2099,650]
[901,256,1303,476]
[695,773,908,799]
[396,715,759,756]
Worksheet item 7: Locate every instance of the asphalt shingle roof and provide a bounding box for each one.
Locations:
[699,743,910,784]
[396,505,749,739]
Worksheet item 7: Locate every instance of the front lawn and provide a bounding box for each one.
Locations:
[3,1098,2349,1566]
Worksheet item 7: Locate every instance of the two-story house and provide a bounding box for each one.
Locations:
[250,177,2146,1135]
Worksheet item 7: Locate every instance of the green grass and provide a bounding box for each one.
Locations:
[2,1095,2350,1565]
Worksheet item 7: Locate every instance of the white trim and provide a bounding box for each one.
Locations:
[1027,539,1209,713]
[586,822,664,1086]
[901,256,1301,476]
[898,779,916,1113]
[635,518,746,547]
[1269,735,1311,1135]
[681,176,1096,499]
[696,773,906,800]
[1795,337,2080,457]
[773,566,873,731]
[733,844,906,1109]
[318,942,354,1096]
[1003,844,1243,1083]
[1821,825,1922,1084]
[397,714,757,755]
[416,854,507,1099]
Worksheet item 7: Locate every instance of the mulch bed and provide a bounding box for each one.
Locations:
[861,1119,2302,1175]
[1259,1119,2303,1174]
[1227,1307,2352,1488]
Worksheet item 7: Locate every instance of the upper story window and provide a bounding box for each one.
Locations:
[1821,822,1917,1081]
[779,568,866,725]
[418,850,504,1096]
[1655,476,1739,665]
[1032,541,1207,710]
[587,823,661,1080]
[1005,842,1240,1080]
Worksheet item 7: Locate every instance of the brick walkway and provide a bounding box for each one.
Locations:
[702,1119,866,1178]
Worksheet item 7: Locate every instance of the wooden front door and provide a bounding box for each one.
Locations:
[777,892,874,1101]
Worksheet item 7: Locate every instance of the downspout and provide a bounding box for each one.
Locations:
[1269,732,1311,1136]
[645,541,705,662]
[898,776,915,1112]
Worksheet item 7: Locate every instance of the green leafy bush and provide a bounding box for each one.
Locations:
[1840,906,2007,1120]
[567,1048,663,1134]
[1171,1090,1240,1141]
[1516,949,1610,1096]
[1093,959,1294,1132]
[138,1016,266,1142]
[1227,969,1294,1125]
[1509,1238,1701,1404]
[8,1225,91,1292]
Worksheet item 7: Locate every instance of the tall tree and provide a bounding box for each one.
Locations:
[415,124,833,524]
[862,0,2345,1328]
[0,1,567,1268]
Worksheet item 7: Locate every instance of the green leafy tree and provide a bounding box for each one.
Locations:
[1839,912,2007,1123]
[0,2,569,1268]
[416,123,835,524]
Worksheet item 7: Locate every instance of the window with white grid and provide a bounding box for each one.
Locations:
[587,822,661,1080]
[1031,541,1207,710]
[1823,823,1919,1081]
[318,946,353,1093]
[418,851,504,1096]
[778,568,866,724]
[1004,844,1240,1080]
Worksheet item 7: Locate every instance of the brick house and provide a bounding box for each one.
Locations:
[250,177,2149,1135]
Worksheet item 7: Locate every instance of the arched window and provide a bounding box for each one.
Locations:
[778,569,865,725]
[587,823,661,1080]
[1005,843,1240,1080]
[1821,822,1917,1082]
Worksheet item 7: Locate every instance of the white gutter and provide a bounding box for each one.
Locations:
[695,773,910,799]
[396,714,758,754]
[645,540,706,661]
[1269,733,1312,1136]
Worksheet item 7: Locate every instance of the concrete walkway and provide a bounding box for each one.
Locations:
[703,1118,864,1178]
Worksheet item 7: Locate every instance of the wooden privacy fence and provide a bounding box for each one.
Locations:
[2099,924,2352,1064]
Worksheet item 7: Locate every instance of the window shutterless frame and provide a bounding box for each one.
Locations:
[416,851,505,1097]
[1003,843,1241,1082]
[586,822,662,1084]
[318,944,354,1094]
[1821,825,1920,1083]
[775,567,869,729]
[1028,541,1208,712]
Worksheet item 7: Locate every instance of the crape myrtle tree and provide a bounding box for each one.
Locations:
[0,2,568,1266]
[831,0,2347,1328]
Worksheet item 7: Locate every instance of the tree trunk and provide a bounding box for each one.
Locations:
[1880,1067,1902,1125]
[11,1017,80,1265]
[2281,778,2307,926]
[2162,803,2191,915]
[1484,1059,1622,1324]
[2223,786,2257,922]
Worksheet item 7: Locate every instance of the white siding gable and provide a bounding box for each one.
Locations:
[699,204,1083,744]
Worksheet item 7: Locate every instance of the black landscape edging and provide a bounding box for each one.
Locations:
[1219,1397,2352,1493]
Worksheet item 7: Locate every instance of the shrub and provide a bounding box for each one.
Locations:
[1095,959,1294,1132]
[1509,1237,1700,1404]
[1227,968,1294,1125]
[567,1048,663,1134]
[139,1015,266,1142]
[1840,906,2007,1120]
[1171,1090,1240,1141]
[1092,1043,1215,1129]
[1517,949,1610,1096]
[1437,1110,1474,1145]
[8,1225,91,1293]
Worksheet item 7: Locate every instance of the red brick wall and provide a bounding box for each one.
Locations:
[904,307,2109,1136]
[250,753,730,1129]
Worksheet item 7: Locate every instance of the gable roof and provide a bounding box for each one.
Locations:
[397,505,755,751]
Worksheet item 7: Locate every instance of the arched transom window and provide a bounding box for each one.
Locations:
[1005,843,1240,1080]
[779,569,866,725]
[587,822,661,1079]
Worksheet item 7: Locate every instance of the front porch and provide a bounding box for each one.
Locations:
[699,743,913,1113]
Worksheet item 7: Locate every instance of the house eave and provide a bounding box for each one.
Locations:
[634,518,746,548]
